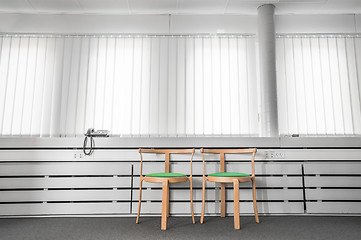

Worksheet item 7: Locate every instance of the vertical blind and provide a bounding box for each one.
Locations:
[276,35,361,136]
[0,35,258,137]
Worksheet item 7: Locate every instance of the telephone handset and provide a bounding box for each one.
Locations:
[83,128,110,156]
[85,128,109,138]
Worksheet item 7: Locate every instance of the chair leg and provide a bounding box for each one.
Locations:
[161,179,169,230]
[190,178,195,224]
[221,183,226,218]
[233,179,240,230]
[166,183,170,217]
[200,179,206,224]
[252,178,260,223]
[136,179,143,224]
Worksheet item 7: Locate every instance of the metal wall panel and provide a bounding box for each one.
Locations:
[0,161,132,216]
[0,148,360,216]
[0,203,130,216]
[304,163,361,214]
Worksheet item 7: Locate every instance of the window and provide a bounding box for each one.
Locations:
[0,35,258,137]
[276,35,361,136]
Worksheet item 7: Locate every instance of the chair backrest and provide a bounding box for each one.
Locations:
[200,148,257,177]
[138,148,195,177]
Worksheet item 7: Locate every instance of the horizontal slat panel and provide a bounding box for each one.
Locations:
[307,202,361,214]
[2,149,361,162]
[133,202,304,214]
[227,163,302,175]
[0,163,131,176]
[305,176,361,187]
[134,162,302,175]
[133,176,302,188]
[93,148,361,161]
[255,176,302,187]
[0,177,131,189]
[277,149,361,160]
[0,149,148,161]
[0,150,255,162]
[280,137,361,148]
[134,188,302,201]
[304,163,361,174]
[133,176,214,188]
[306,189,361,201]
[134,162,215,175]
[0,138,282,150]
[0,203,130,215]
[172,153,255,161]
[0,190,131,202]
[0,150,85,161]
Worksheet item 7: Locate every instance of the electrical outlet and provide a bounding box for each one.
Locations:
[276,152,285,159]
[265,151,285,159]
[73,151,84,159]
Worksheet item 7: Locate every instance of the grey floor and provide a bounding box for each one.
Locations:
[1,216,360,240]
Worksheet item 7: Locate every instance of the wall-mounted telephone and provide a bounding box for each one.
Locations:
[83,128,110,156]
[85,128,109,138]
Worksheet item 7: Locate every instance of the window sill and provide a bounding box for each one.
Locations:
[0,136,360,148]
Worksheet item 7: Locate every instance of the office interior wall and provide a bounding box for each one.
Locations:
[275,14,359,33]
[0,12,360,216]
[356,14,361,32]
[0,14,257,34]
[0,13,360,34]
[0,14,170,34]
[170,15,257,34]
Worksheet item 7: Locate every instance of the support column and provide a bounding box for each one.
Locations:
[257,4,279,137]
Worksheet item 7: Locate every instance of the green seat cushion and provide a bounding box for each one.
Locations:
[146,172,187,178]
[208,172,250,177]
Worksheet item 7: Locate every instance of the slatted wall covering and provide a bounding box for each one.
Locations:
[0,150,132,215]
[132,155,303,215]
[276,35,361,136]
[0,34,257,137]
[304,163,361,214]
[0,148,360,216]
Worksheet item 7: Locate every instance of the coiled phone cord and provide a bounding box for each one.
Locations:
[83,135,95,156]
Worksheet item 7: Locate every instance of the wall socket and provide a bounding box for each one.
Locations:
[265,151,285,159]
[73,152,83,159]
[73,151,94,159]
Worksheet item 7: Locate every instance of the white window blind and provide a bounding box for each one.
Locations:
[276,35,361,136]
[0,35,258,137]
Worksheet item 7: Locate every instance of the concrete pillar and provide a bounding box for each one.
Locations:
[257,4,279,137]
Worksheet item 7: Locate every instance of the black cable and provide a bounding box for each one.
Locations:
[83,135,95,156]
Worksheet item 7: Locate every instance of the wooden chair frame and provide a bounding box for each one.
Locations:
[200,148,259,229]
[136,148,196,230]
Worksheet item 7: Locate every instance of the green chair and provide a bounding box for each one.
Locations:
[136,148,195,230]
[200,148,259,229]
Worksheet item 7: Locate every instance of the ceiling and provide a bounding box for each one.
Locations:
[0,0,360,15]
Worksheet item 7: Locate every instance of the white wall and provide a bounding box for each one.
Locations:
[0,14,170,34]
[0,13,360,34]
[0,13,257,34]
[170,15,257,34]
[275,14,359,33]
[356,14,361,32]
